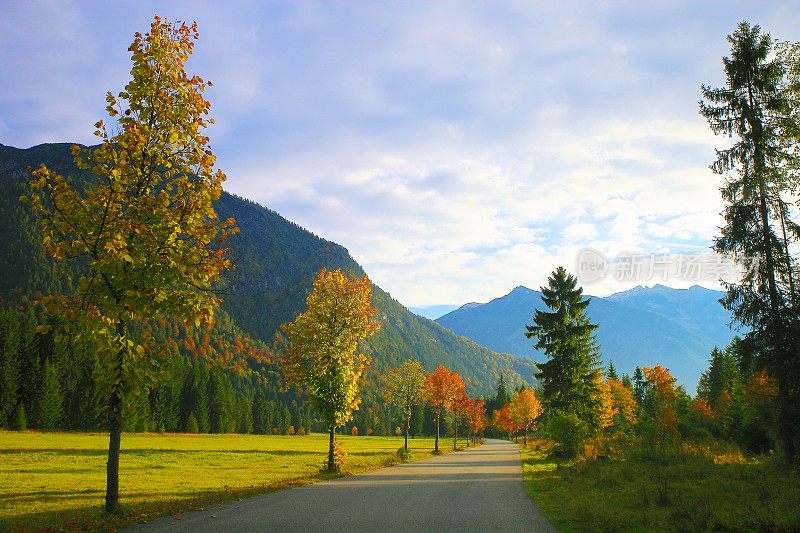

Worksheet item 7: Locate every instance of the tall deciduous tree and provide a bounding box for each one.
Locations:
[509,388,543,445]
[382,360,426,453]
[26,17,235,512]
[423,365,465,452]
[525,267,601,429]
[464,398,488,445]
[701,21,800,463]
[280,268,380,472]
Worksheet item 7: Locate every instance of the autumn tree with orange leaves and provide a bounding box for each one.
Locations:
[492,402,518,440]
[465,398,488,445]
[423,365,466,452]
[26,16,236,513]
[640,365,681,447]
[509,388,543,445]
[280,268,380,472]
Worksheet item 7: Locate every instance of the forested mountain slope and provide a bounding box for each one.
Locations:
[0,142,534,401]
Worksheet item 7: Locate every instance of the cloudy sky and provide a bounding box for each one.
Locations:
[3,1,800,312]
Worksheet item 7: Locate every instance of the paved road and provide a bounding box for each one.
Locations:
[126,438,555,532]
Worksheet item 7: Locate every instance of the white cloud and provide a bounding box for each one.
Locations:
[4,1,800,305]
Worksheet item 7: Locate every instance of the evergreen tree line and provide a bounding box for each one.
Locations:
[0,307,316,434]
[0,304,486,438]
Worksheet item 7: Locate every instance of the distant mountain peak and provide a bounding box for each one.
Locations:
[508,285,533,296]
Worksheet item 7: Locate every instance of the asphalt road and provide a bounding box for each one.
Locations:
[126,438,555,532]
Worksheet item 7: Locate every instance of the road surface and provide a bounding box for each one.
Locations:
[126,438,555,532]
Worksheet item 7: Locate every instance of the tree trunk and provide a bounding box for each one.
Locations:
[453,417,457,451]
[750,84,796,464]
[434,412,440,452]
[328,426,336,472]
[105,319,126,514]
[758,182,796,463]
[404,414,409,453]
[524,425,528,446]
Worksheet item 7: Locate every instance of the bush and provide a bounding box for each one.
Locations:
[548,410,589,459]
[351,426,358,436]
[397,446,412,461]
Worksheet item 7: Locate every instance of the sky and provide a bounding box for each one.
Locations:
[3,1,800,310]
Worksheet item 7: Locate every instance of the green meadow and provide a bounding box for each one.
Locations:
[0,430,441,531]
[519,440,800,532]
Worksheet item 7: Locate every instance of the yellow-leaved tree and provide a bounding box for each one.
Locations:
[25,16,236,513]
[280,268,381,472]
[509,388,543,445]
[382,360,426,454]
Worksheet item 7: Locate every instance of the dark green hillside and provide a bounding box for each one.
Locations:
[0,142,534,399]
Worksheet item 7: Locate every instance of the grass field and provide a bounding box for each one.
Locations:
[520,439,800,532]
[0,430,443,532]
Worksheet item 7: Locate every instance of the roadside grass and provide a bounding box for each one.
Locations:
[0,430,442,532]
[520,438,800,532]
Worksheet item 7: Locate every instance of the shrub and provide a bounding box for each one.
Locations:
[548,410,589,459]
[322,442,346,473]
[397,446,412,461]
[351,426,358,436]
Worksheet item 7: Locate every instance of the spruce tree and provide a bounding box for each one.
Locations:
[606,362,618,381]
[37,360,63,429]
[253,393,268,434]
[632,367,646,404]
[702,21,800,462]
[14,403,27,431]
[0,310,21,427]
[525,266,601,428]
[494,375,510,410]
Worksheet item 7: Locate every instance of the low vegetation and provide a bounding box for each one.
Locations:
[0,431,442,531]
[520,438,800,532]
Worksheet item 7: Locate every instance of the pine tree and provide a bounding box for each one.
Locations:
[489,375,510,414]
[14,403,27,431]
[253,392,268,434]
[632,367,646,404]
[0,310,21,427]
[697,347,741,408]
[525,267,601,428]
[702,21,800,462]
[606,362,618,381]
[185,412,199,434]
[37,360,63,429]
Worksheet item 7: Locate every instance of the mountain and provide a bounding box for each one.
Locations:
[606,284,738,350]
[0,142,535,398]
[408,305,460,320]
[437,285,741,392]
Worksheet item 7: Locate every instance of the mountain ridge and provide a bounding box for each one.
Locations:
[437,283,739,391]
